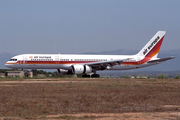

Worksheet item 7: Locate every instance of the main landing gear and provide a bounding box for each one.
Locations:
[82,74,100,78]
[91,74,100,78]
[83,69,100,78]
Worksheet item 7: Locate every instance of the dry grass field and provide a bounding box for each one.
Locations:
[0,78,180,120]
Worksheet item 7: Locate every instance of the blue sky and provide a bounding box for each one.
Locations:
[0,0,180,54]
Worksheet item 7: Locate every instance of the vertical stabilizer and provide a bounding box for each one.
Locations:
[137,31,166,58]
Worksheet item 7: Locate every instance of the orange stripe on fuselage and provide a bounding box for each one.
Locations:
[5,63,17,64]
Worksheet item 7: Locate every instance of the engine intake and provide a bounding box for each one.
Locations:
[57,69,73,75]
[72,65,92,74]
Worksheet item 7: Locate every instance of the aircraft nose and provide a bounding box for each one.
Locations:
[5,61,10,68]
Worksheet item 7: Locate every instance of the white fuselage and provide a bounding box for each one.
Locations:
[5,54,159,71]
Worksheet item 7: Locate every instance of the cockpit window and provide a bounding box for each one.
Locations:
[10,59,17,61]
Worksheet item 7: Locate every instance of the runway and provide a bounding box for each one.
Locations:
[0,78,180,119]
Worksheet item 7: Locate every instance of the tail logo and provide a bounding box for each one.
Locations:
[143,49,148,55]
[143,36,160,55]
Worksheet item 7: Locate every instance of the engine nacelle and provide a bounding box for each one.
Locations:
[72,65,92,74]
[57,69,73,75]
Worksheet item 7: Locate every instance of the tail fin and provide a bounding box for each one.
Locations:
[137,31,166,58]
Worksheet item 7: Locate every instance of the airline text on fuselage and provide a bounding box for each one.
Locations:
[33,56,52,59]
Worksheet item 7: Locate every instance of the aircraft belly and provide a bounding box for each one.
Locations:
[29,64,72,69]
[8,64,72,70]
[108,62,159,70]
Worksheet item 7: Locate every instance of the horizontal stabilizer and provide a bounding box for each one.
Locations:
[147,56,175,63]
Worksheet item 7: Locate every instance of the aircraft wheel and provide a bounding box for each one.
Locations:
[96,74,100,78]
[82,74,90,78]
[91,74,100,78]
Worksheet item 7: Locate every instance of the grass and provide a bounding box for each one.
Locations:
[0,78,180,119]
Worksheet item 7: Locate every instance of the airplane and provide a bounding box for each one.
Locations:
[5,31,175,77]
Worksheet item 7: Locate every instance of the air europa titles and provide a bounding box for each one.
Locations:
[30,56,52,60]
[33,56,51,59]
[143,36,160,55]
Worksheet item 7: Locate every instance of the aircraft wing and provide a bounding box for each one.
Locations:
[147,56,175,63]
[83,59,129,70]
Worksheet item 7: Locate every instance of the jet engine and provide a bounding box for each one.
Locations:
[57,69,73,75]
[71,65,92,74]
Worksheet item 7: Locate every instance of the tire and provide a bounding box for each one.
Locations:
[91,74,100,78]
[82,74,90,78]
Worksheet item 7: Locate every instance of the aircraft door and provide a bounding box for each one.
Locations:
[20,56,27,64]
[24,56,27,64]
[137,57,141,65]
[55,56,59,64]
